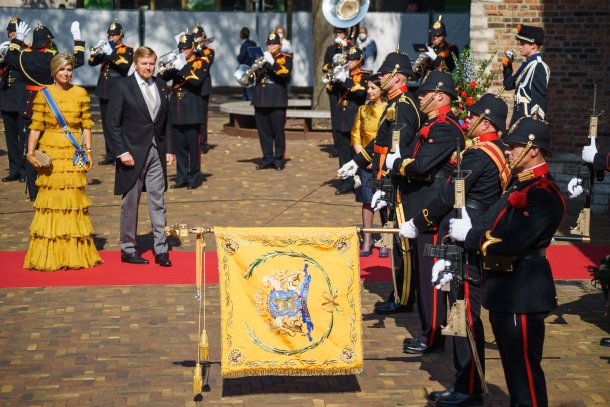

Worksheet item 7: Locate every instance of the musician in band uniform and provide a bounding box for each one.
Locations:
[338,52,422,315]
[503,24,549,125]
[252,32,292,171]
[5,21,85,200]
[0,16,28,182]
[192,24,214,153]
[88,21,134,165]
[401,94,510,405]
[449,118,565,407]
[159,33,206,189]
[421,16,459,74]
[386,71,465,354]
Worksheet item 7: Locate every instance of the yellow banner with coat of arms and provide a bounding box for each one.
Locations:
[214,227,363,378]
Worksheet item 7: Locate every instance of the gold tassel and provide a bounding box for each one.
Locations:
[199,329,209,361]
[193,362,203,393]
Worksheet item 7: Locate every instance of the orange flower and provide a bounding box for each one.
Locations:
[466,97,475,107]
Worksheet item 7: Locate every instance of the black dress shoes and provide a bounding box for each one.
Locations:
[171,182,188,189]
[155,252,172,267]
[121,252,149,264]
[2,174,21,182]
[428,386,454,401]
[274,162,285,171]
[436,391,483,406]
[403,339,444,354]
[255,162,274,170]
[374,301,413,314]
[600,337,610,347]
[334,186,353,195]
[99,157,115,165]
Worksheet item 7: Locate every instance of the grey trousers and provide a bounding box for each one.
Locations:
[120,146,168,255]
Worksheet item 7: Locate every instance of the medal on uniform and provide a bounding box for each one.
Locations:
[391,122,406,153]
[386,104,396,121]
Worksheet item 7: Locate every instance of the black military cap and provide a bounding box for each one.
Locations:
[377,52,415,79]
[32,25,54,49]
[192,25,205,38]
[469,93,508,133]
[346,46,363,61]
[515,24,544,46]
[107,21,123,36]
[266,32,281,45]
[6,16,21,31]
[178,33,195,50]
[417,71,457,99]
[429,16,446,36]
[503,117,551,154]
[333,26,348,34]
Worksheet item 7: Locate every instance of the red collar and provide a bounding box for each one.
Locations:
[516,162,549,182]
[477,132,499,142]
[387,85,408,100]
[427,104,451,119]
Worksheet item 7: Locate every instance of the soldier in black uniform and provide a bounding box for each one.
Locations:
[421,16,459,74]
[323,27,349,158]
[252,32,292,171]
[0,16,27,182]
[159,33,206,189]
[192,24,214,154]
[328,45,368,195]
[386,71,465,354]
[5,21,85,200]
[338,52,422,315]
[401,94,510,405]
[88,21,134,165]
[503,24,549,125]
[449,118,565,407]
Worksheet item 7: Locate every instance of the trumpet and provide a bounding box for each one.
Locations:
[89,40,110,57]
[322,52,348,84]
[234,56,268,88]
[158,50,180,75]
[198,36,214,47]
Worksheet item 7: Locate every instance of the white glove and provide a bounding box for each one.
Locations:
[0,41,10,56]
[335,37,347,47]
[425,45,438,61]
[263,51,275,65]
[582,138,597,164]
[334,66,349,83]
[337,160,358,178]
[385,144,401,170]
[449,207,472,242]
[567,177,584,199]
[371,190,388,212]
[70,21,81,41]
[432,259,453,289]
[399,219,419,239]
[15,22,30,41]
[101,41,113,56]
[174,52,187,70]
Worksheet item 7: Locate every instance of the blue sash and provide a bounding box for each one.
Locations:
[40,87,90,168]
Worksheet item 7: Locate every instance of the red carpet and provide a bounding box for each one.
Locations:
[0,245,607,288]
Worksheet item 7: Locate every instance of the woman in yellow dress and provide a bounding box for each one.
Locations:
[350,75,388,257]
[23,53,102,271]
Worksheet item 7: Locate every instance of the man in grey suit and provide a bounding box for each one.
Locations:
[107,46,175,267]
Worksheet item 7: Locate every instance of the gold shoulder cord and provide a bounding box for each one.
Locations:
[19,52,46,87]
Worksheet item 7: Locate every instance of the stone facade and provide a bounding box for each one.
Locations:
[471,0,610,214]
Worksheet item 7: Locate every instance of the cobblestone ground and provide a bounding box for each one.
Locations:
[0,92,609,406]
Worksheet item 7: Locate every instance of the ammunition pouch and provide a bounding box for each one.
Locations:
[481,249,547,273]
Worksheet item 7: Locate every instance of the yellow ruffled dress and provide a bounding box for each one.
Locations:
[23,85,102,271]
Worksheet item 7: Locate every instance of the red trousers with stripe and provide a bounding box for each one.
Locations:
[489,310,549,407]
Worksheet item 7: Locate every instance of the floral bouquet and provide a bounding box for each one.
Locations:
[451,47,495,122]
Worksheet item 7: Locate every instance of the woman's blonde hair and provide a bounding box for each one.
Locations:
[50,53,75,78]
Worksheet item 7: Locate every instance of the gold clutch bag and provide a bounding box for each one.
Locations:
[26,150,52,169]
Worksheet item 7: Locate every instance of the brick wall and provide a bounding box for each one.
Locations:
[471,0,610,214]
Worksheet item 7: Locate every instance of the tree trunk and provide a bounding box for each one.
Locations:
[311,0,332,111]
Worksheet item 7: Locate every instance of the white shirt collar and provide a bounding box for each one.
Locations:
[134,71,154,87]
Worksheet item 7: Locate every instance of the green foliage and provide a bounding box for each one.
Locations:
[451,47,495,120]
[591,255,610,299]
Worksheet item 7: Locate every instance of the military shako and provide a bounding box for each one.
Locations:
[6,16,21,31]
[469,93,509,133]
[178,33,195,50]
[32,24,54,49]
[429,15,446,36]
[503,117,551,154]
[377,52,415,79]
[192,24,205,38]
[107,21,123,36]
[266,32,281,45]
[417,70,457,99]
[515,24,544,46]
[346,45,363,61]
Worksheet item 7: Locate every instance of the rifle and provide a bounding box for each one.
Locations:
[423,138,488,395]
[571,84,604,238]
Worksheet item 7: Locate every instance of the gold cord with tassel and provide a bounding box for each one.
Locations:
[199,234,209,361]
[193,232,204,393]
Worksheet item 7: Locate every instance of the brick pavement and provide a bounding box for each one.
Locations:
[0,92,609,406]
